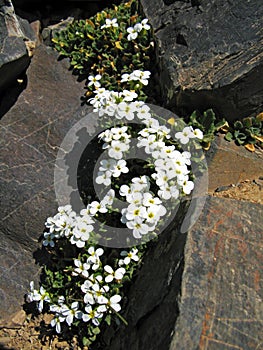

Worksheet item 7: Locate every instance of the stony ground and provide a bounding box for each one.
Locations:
[0,176,261,350]
[210,177,263,205]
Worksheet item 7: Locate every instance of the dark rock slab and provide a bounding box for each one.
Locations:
[207,134,263,191]
[0,44,94,323]
[141,0,263,121]
[0,0,36,93]
[102,196,263,350]
[171,197,263,350]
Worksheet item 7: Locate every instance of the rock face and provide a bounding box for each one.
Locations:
[141,0,263,121]
[206,134,263,191]
[0,0,36,93]
[101,197,263,350]
[170,197,263,350]
[0,44,94,323]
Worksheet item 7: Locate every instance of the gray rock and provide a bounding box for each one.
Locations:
[42,17,74,46]
[141,0,263,121]
[102,197,263,350]
[0,0,36,93]
[0,44,94,322]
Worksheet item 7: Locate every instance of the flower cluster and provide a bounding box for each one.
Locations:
[27,246,140,335]
[127,19,151,41]
[120,176,167,238]
[44,205,94,249]
[43,189,118,249]
[87,69,151,118]
[136,122,202,199]
[96,159,129,186]
[121,70,151,86]
[175,126,203,144]
[88,88,138,117]
[98,126,131,159]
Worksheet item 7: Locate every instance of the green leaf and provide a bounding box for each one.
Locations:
[225,132,233,141]
[234,120,243,130]
[82,337,91,346]
[105,314,111,326]
[242,117,253,128]
[92,327,100,335]
[90,335,97,342]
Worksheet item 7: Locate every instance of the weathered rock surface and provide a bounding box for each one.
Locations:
[41,17,74,46]
[103,197,263,350]
[141,0,263,121]
[0,44,94,323]
[0,0,36,93]
[207,134,263,191]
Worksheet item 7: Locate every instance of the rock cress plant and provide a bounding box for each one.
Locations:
[27,3,204,348]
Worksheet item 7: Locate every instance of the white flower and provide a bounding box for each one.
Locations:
[193,128,204,139]
[45,213,73,238]
[72,259,90,278]
[43,232,55,247]
[144,205,162,223]
[58,296,65,305]
[101,189,115,207]
[92,283,109,304]
[122,90,138,102]
[95,170,112,186]
[104,265,126,283]
[82,305,103,326]
[180,178,195,194]
[51,316,64,333]
[137,104,151,120]
[170,185,180,199]
[87,246,104,270]
[126,220,149,238]
[111,126,129,140]
[99,158,116,170]
[175,126,195,144]
[121,73,131,83]
[108,140,129,159]
[111,159,129,177]
[27,285,50,312]
[119,184,131,197]
[101,18,118,29]
[88,74,102,88]
[108,294,122,312]
[88,201,108,216]
[182,151,192,165]
[125,204,147,221]
[98,129,114,143]
[127,26,140,40]
[61,302,83,326]
[141,18,151,31]
[117,101,136,120]
[97,295,122,313]
[120,248,139,265]
[70,221,93,248]
[127,192,143,206]
[158,185,172,200]
[57,205,75,216]
[130,70,151,85]
[153,170,169,188]
[131,175,150,191]
[142,193,162,207]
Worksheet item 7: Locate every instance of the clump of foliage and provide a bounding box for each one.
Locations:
[187,109,228,150]
[224,113,263,152]
[52,0,154,101]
